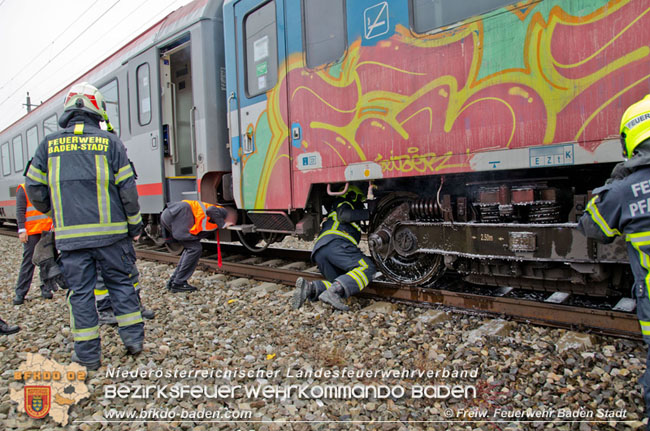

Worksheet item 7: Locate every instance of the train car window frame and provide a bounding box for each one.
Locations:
[43,114,58,136]
[410,0,523,34]
[244,1,279,98]
[137,63,152,126]
[302,0,347,69]
[1,142,10,176]
[99,79,121,137]
[12,134,23,173]
[26,125,39,159]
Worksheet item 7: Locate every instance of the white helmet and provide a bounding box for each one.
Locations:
[63,82,107,118]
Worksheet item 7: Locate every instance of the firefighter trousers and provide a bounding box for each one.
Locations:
[312,238,376,298]
[61,238,143,364]
[635,281,650,422]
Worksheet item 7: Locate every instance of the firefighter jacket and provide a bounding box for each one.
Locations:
[25,112,142,251]
[578,161,650,321]
[162,200,227,243]
[312,199,369,257]
[16,184,52,235]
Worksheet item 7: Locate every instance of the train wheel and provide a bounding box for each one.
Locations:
[165,241,184,256]
[236,231,281,253]
[369,192,445,286]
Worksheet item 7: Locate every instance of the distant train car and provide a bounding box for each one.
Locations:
[0,0,232,243]
[222,0,649,294]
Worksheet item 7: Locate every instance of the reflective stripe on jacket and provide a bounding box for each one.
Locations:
[17,184,52,235]
[183,200,222,235]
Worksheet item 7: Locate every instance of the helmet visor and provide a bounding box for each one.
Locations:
[621,133,627,158]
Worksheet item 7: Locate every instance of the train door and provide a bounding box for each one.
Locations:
[127,49,165,214]
[160,37,199,201]
[231,0,292,211]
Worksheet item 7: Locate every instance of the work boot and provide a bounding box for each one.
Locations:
[169,282,197,293]
[141,307,155,319]
[12,295,24,305]
[98,310,118,326]
[0,319,20,335]
[165,279,173,290]
[41,287,53,300]
[318,281,350,311]
[292,277,318,310]
[126,343,143,356]
[71,352,100,371]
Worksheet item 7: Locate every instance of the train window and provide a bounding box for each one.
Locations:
[12,135,23,172]
[26,126,39,158]
[1,142,9,176]
[411,0,520,33]
[244,1,278,97]
[137,63,152,125]
[303,0,346,68]
[100,79,120,136]
[43,114,58,136]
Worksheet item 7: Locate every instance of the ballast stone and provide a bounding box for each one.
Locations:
[464,319,514,344]
[557,331,594,353]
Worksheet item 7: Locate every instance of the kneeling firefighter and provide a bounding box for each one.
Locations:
[293,185,376,311]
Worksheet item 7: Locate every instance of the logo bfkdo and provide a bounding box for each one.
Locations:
[24,386,51,419]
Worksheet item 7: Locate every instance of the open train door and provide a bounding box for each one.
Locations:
[126,48,165,214]
[229,0,292,212]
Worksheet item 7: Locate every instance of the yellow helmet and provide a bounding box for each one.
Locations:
[344,184,366,203]
[620,95,650,158]
[63,82,107,118]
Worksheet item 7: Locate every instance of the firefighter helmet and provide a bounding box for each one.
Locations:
[620,95,650,158]
[344,184,366,203]
[63,82,107,118]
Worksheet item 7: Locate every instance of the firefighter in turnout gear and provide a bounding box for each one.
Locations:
[293,185,376,311]
[13,184,55,305]
[578,94,650,425]
[160,200,231,292]
[25,82,144,371]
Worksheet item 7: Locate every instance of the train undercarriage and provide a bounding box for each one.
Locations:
[139,165,632,297]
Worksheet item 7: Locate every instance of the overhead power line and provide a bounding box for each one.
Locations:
[0,0,123,106]
[0,0,101,93]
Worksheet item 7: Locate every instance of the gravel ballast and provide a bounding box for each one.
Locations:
[0,235,646,430]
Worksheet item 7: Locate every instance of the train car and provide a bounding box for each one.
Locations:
[0,0,233,244]
[222,0,650,296]
[1,0,647,298]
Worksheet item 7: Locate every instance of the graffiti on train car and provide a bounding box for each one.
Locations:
[236,0,650,209]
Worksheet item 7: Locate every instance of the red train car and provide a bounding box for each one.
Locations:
[223,0,647,294]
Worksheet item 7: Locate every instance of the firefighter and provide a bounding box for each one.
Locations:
[12,183,54,305]
[25,82,144,371]
[160,200,231,292]
[577,94,650,425]
[292,185,376,311]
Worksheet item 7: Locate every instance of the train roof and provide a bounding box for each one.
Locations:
[1,0,221,136]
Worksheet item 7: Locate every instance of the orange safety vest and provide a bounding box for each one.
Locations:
[183,200,222,235]
[17,184,52,235]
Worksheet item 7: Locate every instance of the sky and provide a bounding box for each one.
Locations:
[0,0,196,132]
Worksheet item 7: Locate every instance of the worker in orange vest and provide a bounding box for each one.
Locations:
[13,183,55,305]
[160,200,233,292]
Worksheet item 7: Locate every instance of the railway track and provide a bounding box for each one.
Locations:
[0,224,641,340]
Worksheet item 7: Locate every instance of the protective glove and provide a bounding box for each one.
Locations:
[33,231,68,290]
[605,162,632,184]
